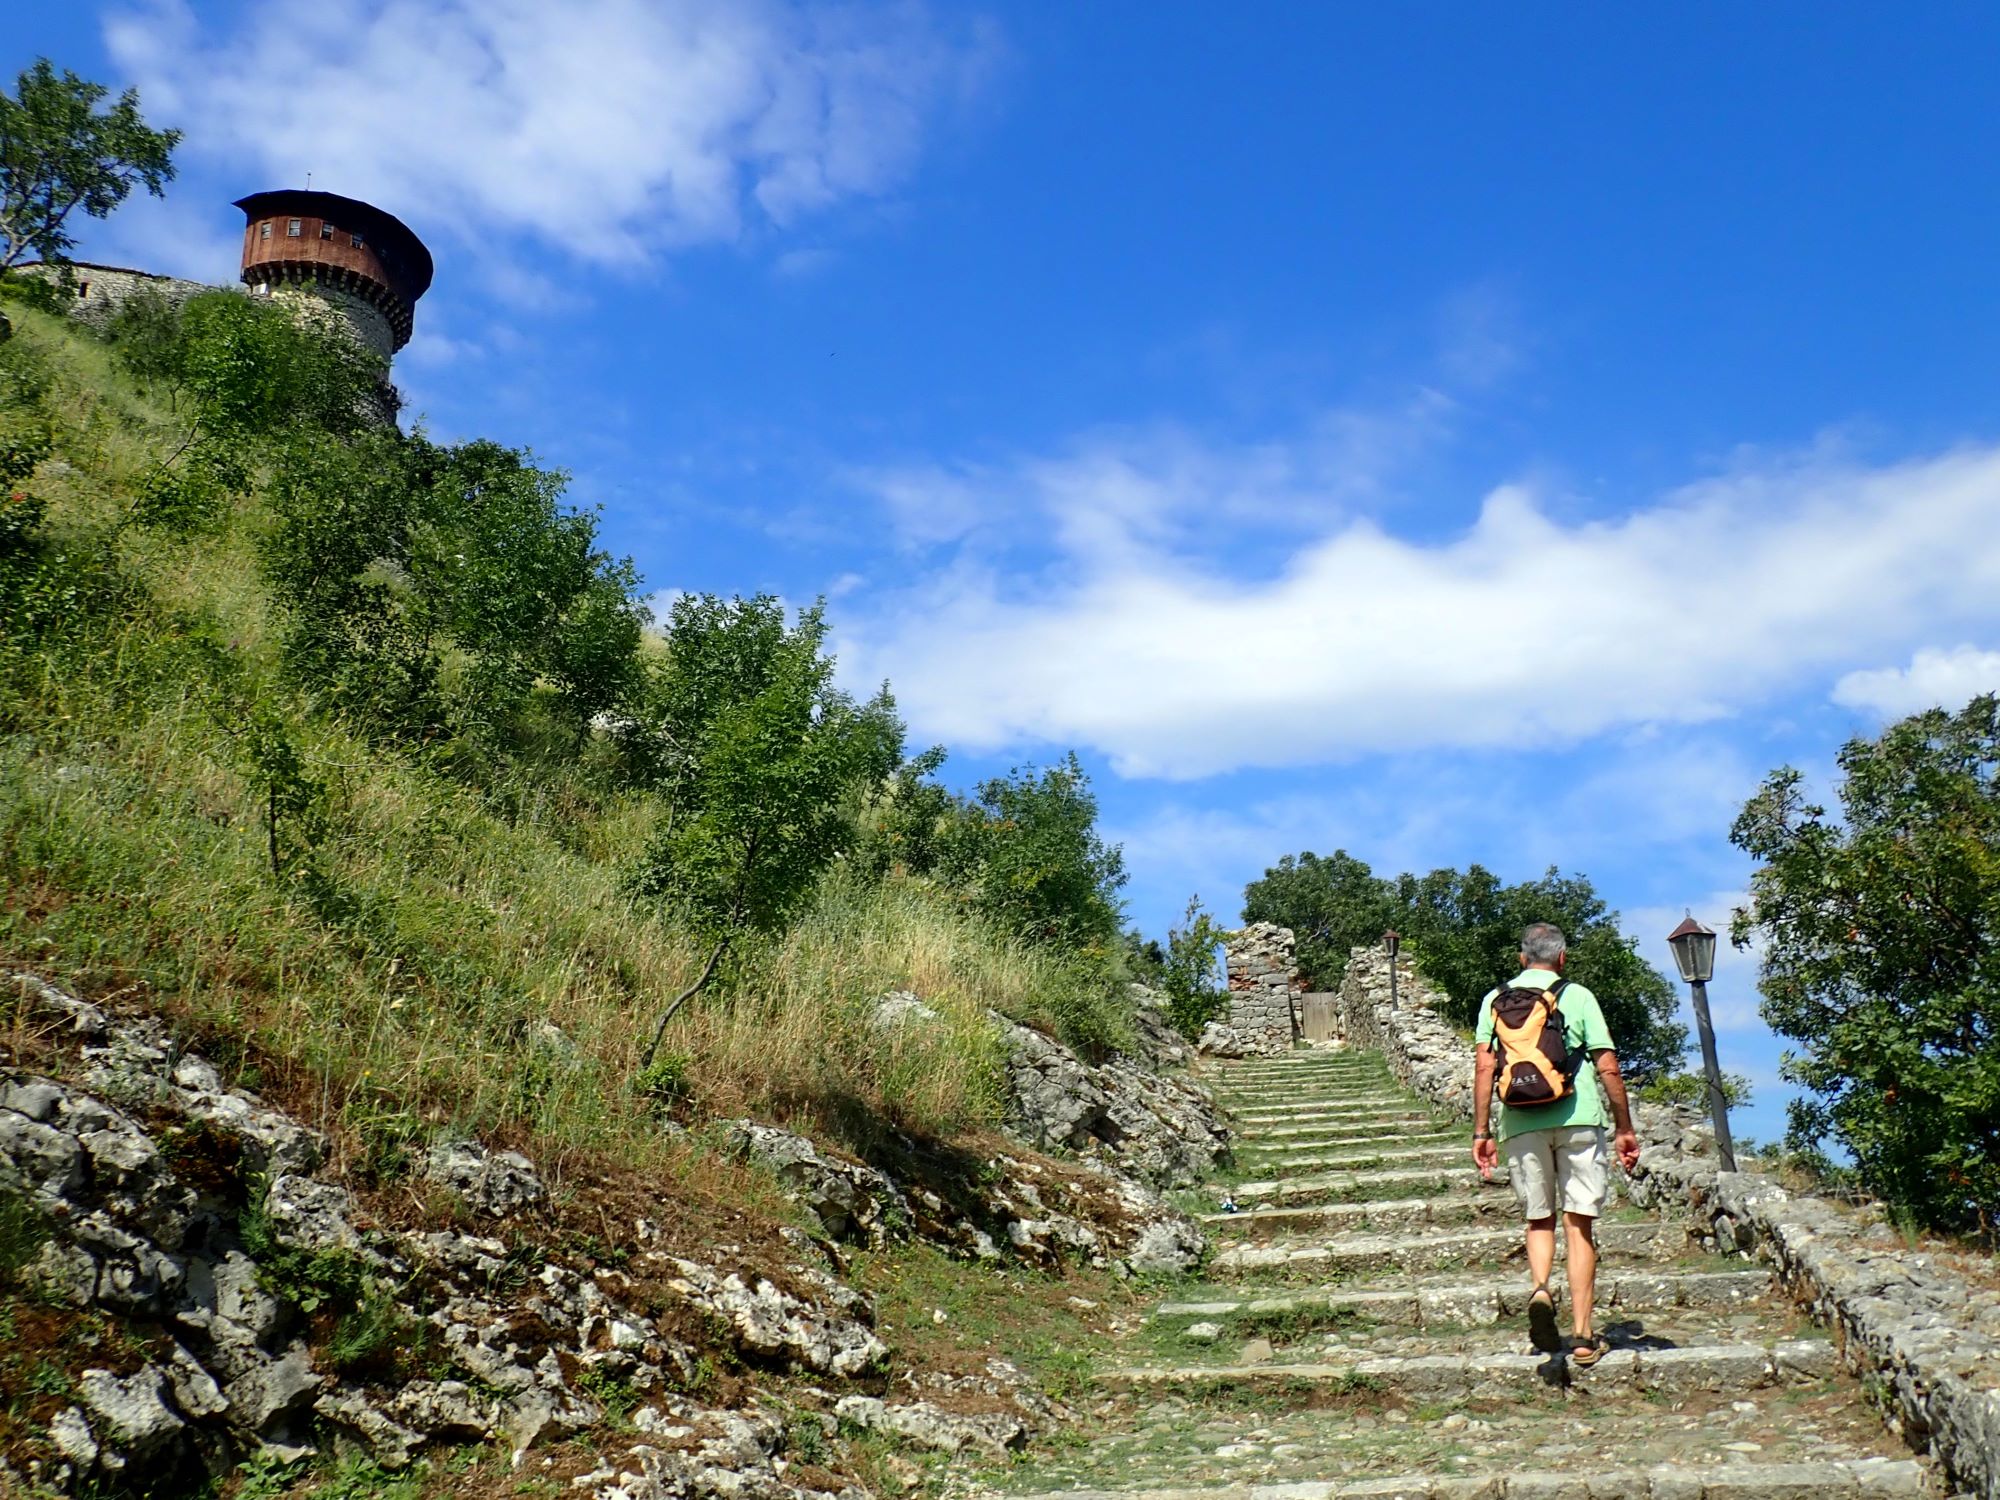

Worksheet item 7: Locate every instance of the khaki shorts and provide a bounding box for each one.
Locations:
[1503,1126,1608,1220]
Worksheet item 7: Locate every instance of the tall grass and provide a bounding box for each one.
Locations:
[0,300,1119,1182]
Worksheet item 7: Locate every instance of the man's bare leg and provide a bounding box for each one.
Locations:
[1525,1214,1557,1290]
[1564,1211,1599,1337]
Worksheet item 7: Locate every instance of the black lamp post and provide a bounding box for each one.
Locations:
[1383,930,1401,1012]
[1666,913,1737,1172]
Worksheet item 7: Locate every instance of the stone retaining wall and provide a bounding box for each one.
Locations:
[1334,944,1476,1117]
[1334,945,2000,1500]
[1222,923,1299,1055]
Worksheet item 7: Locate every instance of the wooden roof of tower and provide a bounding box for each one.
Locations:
[234,189,434,352]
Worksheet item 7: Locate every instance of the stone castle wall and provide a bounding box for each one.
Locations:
[21,263,212,331]
[24,262,395,366]
[256,281,395,363]
[1222,922,1300,1054]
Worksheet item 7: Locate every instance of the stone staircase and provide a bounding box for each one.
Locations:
[986,1048,1929,1500]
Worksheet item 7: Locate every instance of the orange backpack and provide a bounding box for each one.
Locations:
[1489,979,1574,1109]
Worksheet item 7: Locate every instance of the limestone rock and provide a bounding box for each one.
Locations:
[723,1120,911,1248]
[994,1012,1228,1190]
[664,1257,887,1377]
[77,1366,186,1462]
[832,1394,1028,1456]
[422,1138,547,1218]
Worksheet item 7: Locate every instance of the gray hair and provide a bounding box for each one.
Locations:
[1520,923,1566,964]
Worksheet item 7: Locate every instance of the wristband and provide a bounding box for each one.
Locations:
[1473,1131,1493,1141]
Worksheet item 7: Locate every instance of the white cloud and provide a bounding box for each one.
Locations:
[105,0,994,267]
[1831,644,2000,719]
[841,442,2000,778]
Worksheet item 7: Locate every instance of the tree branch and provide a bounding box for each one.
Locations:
[638,936,729,1072]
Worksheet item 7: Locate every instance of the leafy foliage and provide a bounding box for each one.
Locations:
[0,59,180,270]
[1731,695,2000,1231]
[853,749,1135,1054]
[1245,849,1687,1077]
[1241,850,1397,990]
[951,754,1128,949]
[1160,895,1228,1039]
[630,594,902,941]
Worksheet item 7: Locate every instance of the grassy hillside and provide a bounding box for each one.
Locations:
[0,289,1125,1190]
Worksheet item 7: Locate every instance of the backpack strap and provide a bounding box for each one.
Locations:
[1548,978,1571,1000]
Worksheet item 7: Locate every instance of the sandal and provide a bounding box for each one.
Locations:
[1569,1333,1610,1368]
[1527,1284,1561,1354]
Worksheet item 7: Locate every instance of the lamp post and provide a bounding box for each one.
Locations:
[1666,913,1737,1173]
[1383,930,1401,1012]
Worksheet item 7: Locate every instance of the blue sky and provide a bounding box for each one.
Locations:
[12,2,2000,1147]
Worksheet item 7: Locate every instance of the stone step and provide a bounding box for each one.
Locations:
[1203,1190,1517,1236]
[1234,1141,1472,1173]
[1105,1338,1839,1400]
[1211,1218,1678,1277]
[1230,1097,1423,1122]
[1155,1267,1774,1328]
[1208,1052,1378,1069]
[1210,1059,1394,1078]
[996,1459,1927,1500]
[1214,1079,1399,1099]
[1230,1164,1503,1207]
[1208,1096,1400,1120]
[1241,1114,1445,1141]
[1238,1127,1465,1157]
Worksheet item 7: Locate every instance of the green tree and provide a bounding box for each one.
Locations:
[947,754,1127,950]
[1244,851,1686,1077]
[1731,695,2000,1232]
[631,595,904,1062]
[1243,849,1397,989]
[260,428,643,757]
[1161,895,1228,1039]
[1390,864,1686,1079]
[0,59,180,271]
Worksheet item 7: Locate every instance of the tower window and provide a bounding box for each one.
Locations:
[350,233,365,249]
[260,221,272,240]
[320,222,335,240]
[287,218,302,237]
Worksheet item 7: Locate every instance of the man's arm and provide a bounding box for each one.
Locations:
[1593,1049,1641,1171]
[1472,1044,1499,1178]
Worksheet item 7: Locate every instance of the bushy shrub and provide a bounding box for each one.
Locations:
[629,595,903,942]
[1160,895,1227,1040]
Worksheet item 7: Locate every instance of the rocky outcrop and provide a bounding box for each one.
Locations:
[724,1116,1204,1279]
[996,988,1229,1190]
[422,1137,547,1217]
[0,976,889,1497]
[723,1119,913,1249]
[1222,923,1300,1055]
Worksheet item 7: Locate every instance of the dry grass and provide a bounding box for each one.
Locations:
[0,300,1096,1186]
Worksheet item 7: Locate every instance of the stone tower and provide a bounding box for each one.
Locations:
[234,189,433,362]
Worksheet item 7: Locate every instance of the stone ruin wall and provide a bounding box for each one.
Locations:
[23,263,396,370]
[1221,922,1301,1055]
[19,263,211,332]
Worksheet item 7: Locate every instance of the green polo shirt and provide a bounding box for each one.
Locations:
[1475,968,1616,1140]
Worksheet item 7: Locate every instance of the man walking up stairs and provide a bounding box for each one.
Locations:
[984,1034,1927,1500]
[1473,922,1642,1367]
